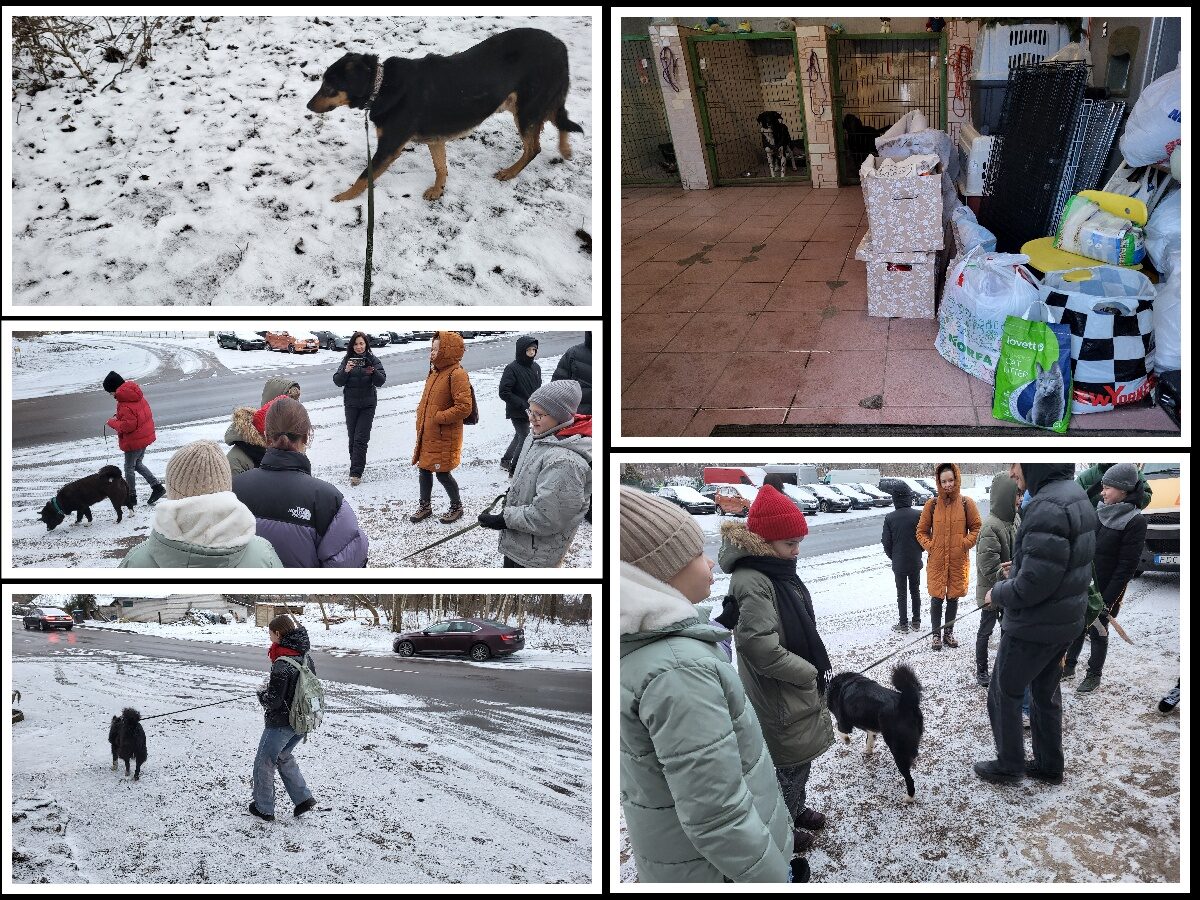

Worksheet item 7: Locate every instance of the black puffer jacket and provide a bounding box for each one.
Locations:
[552,333,592,415]
[991,463,1098,646]
[498,336,542,420]
[1093,483,1148,611]
[332,351,386,408]
[881,490,923,574]
[258,626,317,727]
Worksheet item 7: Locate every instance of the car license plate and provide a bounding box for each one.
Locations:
[1154,554,1179,566]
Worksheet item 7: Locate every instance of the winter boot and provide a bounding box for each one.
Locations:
[943,629,959,649]
[892,621,909,634]
[791,856,811,883]
[976,667,990,687]
[248,801,274,821]
[293,797,317,817]
[793,828,816,853]
[409,502,433,524]
[127,490,138,508]
[795,808,826,830]
[439,504,464,524]
[1077,674,1101,693]
[499,456,512,471]
[910,617,921,632]
[1024,762,1063,785]
[148,483,166,506]
[1159,680,1180,714]
[931,634,942,651]
[1061,663,1077,680]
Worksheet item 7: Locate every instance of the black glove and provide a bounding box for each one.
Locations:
[477,511,506,530]
[713,596,740,630]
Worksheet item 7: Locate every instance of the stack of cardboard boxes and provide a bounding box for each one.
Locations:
[854,155,946,319]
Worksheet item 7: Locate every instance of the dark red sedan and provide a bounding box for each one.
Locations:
[23,607,74,631]
[393,618,525,662]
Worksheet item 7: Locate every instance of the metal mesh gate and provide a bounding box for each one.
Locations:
[688,33,809,184]
[830,34,947,185]
[621,36,679,184]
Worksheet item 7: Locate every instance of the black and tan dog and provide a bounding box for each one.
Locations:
[307,27,583,202]
[38,465,132,531]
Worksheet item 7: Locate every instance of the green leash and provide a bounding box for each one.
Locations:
[401,492,507,562]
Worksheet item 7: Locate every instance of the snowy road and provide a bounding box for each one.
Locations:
[12,639,592,883]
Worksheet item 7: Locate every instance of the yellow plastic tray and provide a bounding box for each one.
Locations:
[1021,236,1143,280]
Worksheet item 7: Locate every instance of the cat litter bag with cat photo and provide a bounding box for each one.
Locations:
[992,311,1073,434]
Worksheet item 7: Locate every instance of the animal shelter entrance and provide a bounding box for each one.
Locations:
[686,33,810,185]
[621,36,680,184]
[830,33,947,185]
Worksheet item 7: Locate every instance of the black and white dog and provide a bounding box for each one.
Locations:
[757,111,805,177]
[827,664,924,802]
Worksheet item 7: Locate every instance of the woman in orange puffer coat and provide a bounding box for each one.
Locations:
[916,462,982,650]
[410,331,474,524]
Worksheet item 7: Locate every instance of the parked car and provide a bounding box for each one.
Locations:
[370,331,391,347]
[879,478,934,505]
[782,483,820,516]
[808,483,852,513]
[311,330,351,351]
[849,482,894,507]
[12,602,34,616]
[713,484,757,517]
[216,331,266,351]
[388,331,413,344]
[23,606,74,631]
[916,477,940,497]
[409,330,438,341]
[656,486,718,515]
[698,484,720,500]
[823,484,874,510]
[265,331,319,353]
[392,618,524,661]
[1137,462,1180,575]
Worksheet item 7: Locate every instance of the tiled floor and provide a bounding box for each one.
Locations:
[621,185,1178,437]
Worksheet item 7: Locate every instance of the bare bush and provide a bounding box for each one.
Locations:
[12,15,171,95]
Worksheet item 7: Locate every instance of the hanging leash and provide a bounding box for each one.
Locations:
[401,492,507,562]
[807,50,828,118]
[360,59,385,307]
[140,693,259,722]
[860,604,986,675]
[659,45,680,92]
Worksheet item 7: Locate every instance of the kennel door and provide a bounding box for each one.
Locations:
[621,36,679,184]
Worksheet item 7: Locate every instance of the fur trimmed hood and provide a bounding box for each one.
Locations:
[933,462,963,502]
[225,406,266,447]
[619,561,699,636]
[717,519,775,572]
[152,492,258,548]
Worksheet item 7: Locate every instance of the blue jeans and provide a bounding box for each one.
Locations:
[253,725,312,815]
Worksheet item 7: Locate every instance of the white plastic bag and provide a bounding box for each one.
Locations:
[935,246,1041,382]
[950,204,997,254]
[1119,68,1182,166]
[1144,187,1181,276]
[1153,250,1181,372]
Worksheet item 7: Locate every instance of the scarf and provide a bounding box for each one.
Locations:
[730,555,833,695]
[1097,499,1139,531]
[234,441,266,467]
[268,643,302,663]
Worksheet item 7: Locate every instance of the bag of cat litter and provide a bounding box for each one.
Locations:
[1040,266,1157,414]
[992,310,1073,433]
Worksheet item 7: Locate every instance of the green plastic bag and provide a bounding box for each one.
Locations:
[992,311,1073,433]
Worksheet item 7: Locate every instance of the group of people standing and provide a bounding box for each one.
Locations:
[619,461,1163,883]
[100,330,592,569]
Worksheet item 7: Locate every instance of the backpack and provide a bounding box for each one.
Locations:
[923,496,973,535]
[452,367,480,425]
[279,654,325,741]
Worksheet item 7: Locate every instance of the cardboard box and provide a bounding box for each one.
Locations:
[855,232,938,319]
[859,155,943,252]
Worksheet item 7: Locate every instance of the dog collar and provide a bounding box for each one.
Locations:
[366,60,384,109]
[52,496,66,517]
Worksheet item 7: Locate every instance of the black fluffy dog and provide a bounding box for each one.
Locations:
[827,664,924,801]
[38,465,131,531]
[842,113,889,172]
[307,27,583,203]
[109,708,148,780]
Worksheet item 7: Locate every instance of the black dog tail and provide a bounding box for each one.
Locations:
[555,107,583,134]
[891,664,922,716]
[99,465,123,481]
[121,707,142,722]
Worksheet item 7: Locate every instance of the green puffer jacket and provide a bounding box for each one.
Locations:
[976,473,1019,606]
[620,562,791,884]
[718,522,834,769]
[119,493,283,568]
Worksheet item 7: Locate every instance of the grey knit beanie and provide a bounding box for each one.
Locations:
[529,379,582,423]
[1101,463,1140,493]
[620,487,705,584]
[165,440,233,500]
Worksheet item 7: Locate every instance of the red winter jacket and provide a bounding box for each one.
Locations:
[556,414,592,439]
[106,382,157,452]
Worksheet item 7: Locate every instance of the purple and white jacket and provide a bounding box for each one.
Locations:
[232,448,368,568]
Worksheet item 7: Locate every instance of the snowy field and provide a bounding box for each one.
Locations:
[11,15,593,306]
[31,597,593,671]
[11,647,591,883]
[10,330,513,400]
[620,541,1182,883]
[8,350,594,570]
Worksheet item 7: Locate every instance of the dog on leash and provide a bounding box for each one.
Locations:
[38,465,132,531]
[826,664,924,802]
[307,27,583,203]
[757,111,805,177]
[109,708,148,780]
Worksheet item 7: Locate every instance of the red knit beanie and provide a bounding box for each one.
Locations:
[748,484,809,542]
[252,395,286,437]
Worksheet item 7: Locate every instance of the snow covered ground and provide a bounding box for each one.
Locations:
[39,597,593,671]
[11,646,592,883]
[11,15,593,307]
[11,330,514,400]
[8,349,594,571]
[619,541,1182,883]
